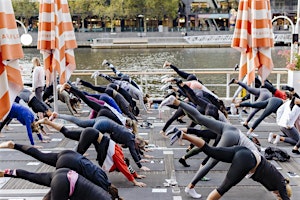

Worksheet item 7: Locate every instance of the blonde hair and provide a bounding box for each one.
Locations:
[32,57,41,67]
[126,118,138,135]
[285,178,292,198]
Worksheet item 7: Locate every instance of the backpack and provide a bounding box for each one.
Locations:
[264,147,290,162]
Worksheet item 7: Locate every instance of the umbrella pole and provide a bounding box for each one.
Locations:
[53,70,58,113]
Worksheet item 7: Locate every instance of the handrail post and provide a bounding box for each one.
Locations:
[226,73,230,99]
[276,73,281,89]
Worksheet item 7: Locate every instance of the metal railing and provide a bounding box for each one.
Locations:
[184,34,293,45]
[69,68,288,99]
[22,67,288,99]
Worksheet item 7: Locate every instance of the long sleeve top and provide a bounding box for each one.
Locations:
[8,103,36,145]
[32,66,45,90]
[93,116,142,168]
[277,100,300,128]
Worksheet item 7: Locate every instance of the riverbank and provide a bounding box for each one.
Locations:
[22,30,290,49]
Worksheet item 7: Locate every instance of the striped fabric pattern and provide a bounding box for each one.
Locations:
[0,1,24,120]
[231,0,274,84]
[37,0,77,85]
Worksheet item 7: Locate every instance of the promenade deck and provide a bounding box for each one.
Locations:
[0,101,300,200]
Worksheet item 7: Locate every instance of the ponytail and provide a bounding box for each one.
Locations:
[108,184,123,200]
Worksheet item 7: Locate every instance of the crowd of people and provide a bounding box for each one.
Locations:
[0,58,297,199]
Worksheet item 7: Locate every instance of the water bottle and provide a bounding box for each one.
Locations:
[230,103,236,115]
[170,170,176,186]
[170,170,180,193]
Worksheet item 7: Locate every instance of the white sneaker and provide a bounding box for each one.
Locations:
[102,59,108,66]
[268,132,274,143]
[160,83,170,91]
[185,187,202,199]
[159,95,176,108]
[247,130,258,137]
[273,135,280,145]
[75,78,81,86]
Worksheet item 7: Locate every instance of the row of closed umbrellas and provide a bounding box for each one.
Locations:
[0,0,274,121]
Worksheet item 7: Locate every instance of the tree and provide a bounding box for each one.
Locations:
[92,0,125,32]
[12,0,39,27]
[123,0,179,32]
[69,0,96,30]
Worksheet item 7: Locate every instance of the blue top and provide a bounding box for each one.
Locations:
[8,103,36,145]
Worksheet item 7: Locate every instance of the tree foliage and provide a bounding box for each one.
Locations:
[12,0,39,25]
[12,0,180,28]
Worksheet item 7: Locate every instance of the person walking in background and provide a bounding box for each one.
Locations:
[32,57,45,102]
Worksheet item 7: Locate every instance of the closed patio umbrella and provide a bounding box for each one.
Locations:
[232,0,274,84]
[0,1,24,120]
[38,0,77,111]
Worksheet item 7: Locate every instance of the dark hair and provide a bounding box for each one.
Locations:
[186,74,197,81]
[108,184,123,200]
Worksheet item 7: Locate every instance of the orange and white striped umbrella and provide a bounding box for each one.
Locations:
[231,0,274,84]
[0,1,24,120]
[37,0,77,86]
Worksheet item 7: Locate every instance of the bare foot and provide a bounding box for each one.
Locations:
[0,141,15,149]
[160,130,168,139]
[178,139,185,146]
[37,117,50,125]
[0,133,5,138]
[49,112,58,121]
[0,171,4,177]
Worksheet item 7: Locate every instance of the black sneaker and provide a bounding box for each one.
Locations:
[170,130,182,145]
[243,124,250,130]
[292,149,300,154]
[228,78,236,85]
[234,64,239,71]
[179,158,190,167]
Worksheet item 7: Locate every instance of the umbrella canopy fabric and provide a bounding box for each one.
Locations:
[0,1,24,120]
[232,0,274,84]
[37,0,77,86]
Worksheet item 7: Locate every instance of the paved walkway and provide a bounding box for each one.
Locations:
[0,101,300,200]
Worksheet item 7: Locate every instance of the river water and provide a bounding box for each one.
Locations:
[22,47,289,97]
[23,47,287,70]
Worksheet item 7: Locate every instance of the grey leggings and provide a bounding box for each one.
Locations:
[280,126,300,148]
[238,82,272,123]
[240,97,283,130]
[178,101,240,186]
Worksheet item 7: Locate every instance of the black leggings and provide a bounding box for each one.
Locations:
[79,79,106,93]
[69,86,122,124]
[5,168,111,200]
[180,84,219,120]
[28,96,49,114]
[201,144,256,195]
[240,97,283,130]
[13,144,111,191]
[162,107,185,132]
[170,64,199,82]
